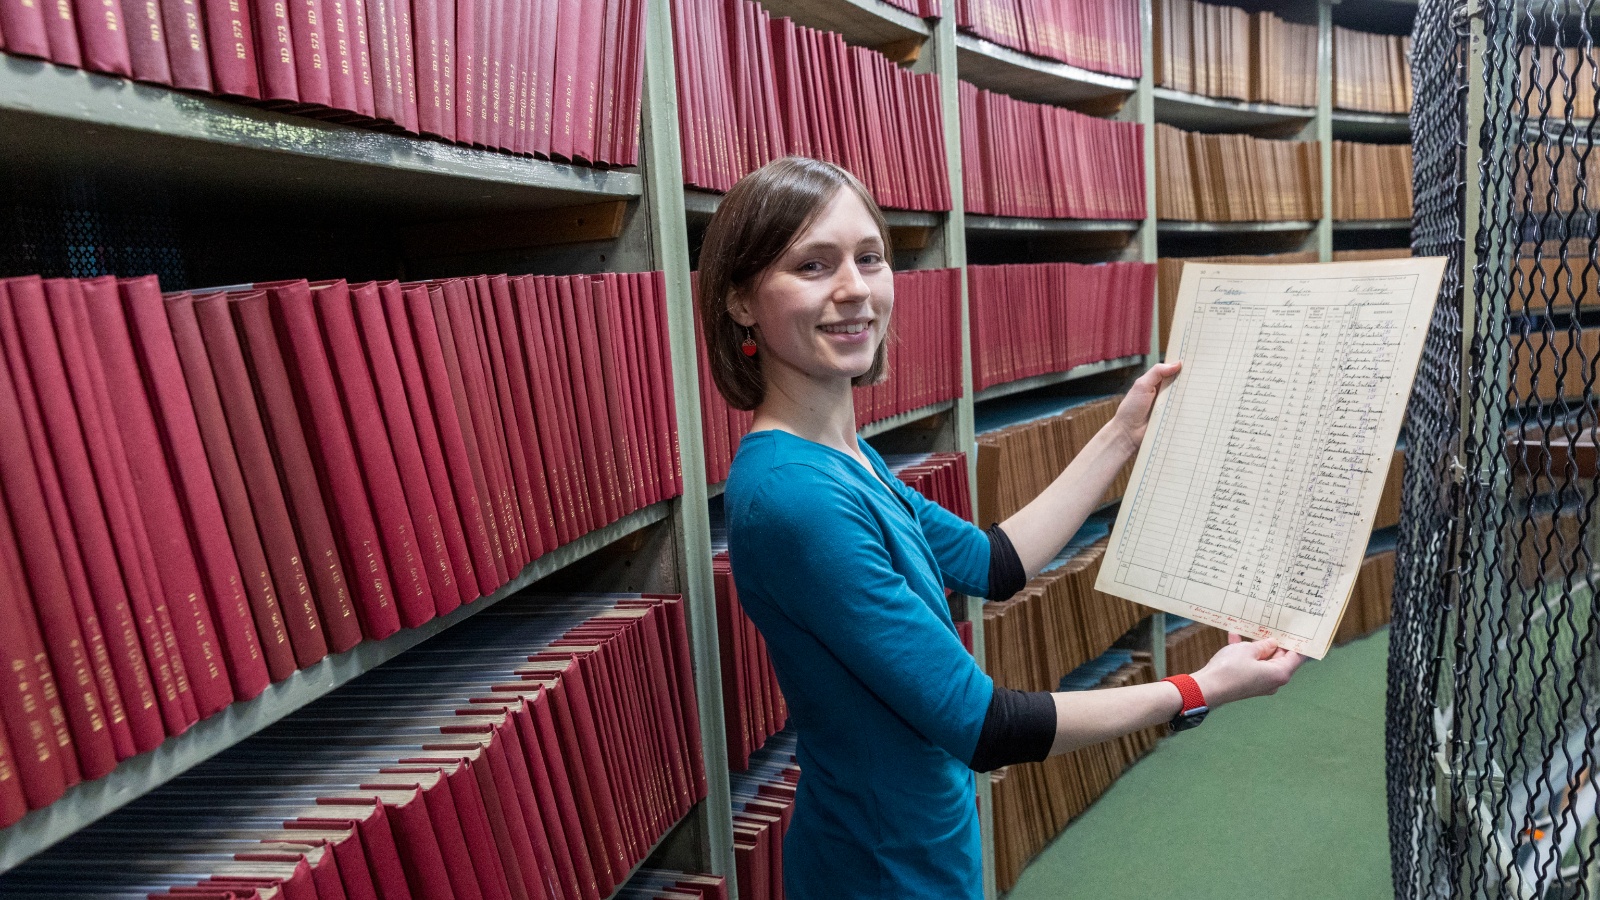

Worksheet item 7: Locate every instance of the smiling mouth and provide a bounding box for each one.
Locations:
[819,322,870,335]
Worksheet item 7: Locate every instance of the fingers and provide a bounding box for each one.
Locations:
[1227,632,1243,645]
[1249,637,1280,660]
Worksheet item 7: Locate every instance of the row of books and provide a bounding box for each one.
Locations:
[0,270,681,822]
[1512,249,1600,315]
[991,648,1162,894]
[1510,325,1600,402]
[1516,148,1600,215]
[0,594,709,899]
[1154,125,1322,222]
[709,452,971,771]
[974,394,1130,528]
[618,869,729,900]
[1520,46,1599,120]
[1157,251,1413,352]
[729,731,799,900]
[969,262,1155,393]
[982,539,1147,694]
[1334,142,1414,221]
[1334,26,1413,114]
[1,0,645,164]
[1334,539,1395,646]
[1153,0,1317,108]
[672,0,951,211]
[959,83,1147,221]
[1163,617,1228,679]
[955,0,1142,79]
[696,269,962,486]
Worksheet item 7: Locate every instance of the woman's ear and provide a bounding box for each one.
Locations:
[727,290,755,328]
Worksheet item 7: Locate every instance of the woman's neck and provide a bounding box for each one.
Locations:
[749,373,860,455]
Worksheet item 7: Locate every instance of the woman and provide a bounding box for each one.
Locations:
[701,156,1305,900]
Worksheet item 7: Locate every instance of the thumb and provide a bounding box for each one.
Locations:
[1249,638,1281,660]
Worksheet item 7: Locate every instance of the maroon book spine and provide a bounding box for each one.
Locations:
[120,0,171,82]
[165,292,297,682]
[250,0,299,101]
[47,277,194,740]
[71,0,132,74]
[392,0,417,132]
[2,282,145,763]
[202,0,261,96]
[617,274,659,504]
[121,277,271,702]
[192,292,330,669]
[80,277,233,719]
[530,0,558,157]
[534,276,595,534]
[160,0,213,89]
[452,0,474,143]
[436,0,454,138]
[311,280,435,629]
[0,0,50,57]
[228,291,365,652]
[410,0,442,137]
[40,0,81,64]
[479,276,552,557]
[510,277,579,546]
[346,0,375,116]
[562,277,622,525]
[347,281,460,615]
[262,281,403,641]
[490,277,560,551]
[0,455,75,809]
[362,0,396,122]
[396,284,500,596]
[589,276,641,514]
[320,0,357,111]
[285,0,332,106]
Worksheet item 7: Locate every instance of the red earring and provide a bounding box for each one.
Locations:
[741,327,758,358]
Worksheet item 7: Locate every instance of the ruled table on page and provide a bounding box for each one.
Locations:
[1096,258,1444,659]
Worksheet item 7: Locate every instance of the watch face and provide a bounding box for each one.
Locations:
[1170,707,1209,733]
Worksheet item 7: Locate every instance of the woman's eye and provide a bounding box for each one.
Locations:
[797,261,825,274]
[859,253,885,267]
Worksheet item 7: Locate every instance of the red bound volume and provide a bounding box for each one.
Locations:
[121,277,271,701]
[310,281,435,628]
[392,0,418,132]
[555,278,618,525]
[120,0,171,82]
[524,685,602,900]
[538,277,597,534]
[347,281,461,615]
[1,283,146,764]
[523,276,587,541]
[39,0,79,64]
[165,293,298,681]
[407,285,507,588]
[452,0,474,143]
[285,0,331,106]
[159,0,212,89]
[586,276,638,514]
[71,0,132,74]
[480,277,553,556]
[260,281,402,641]
[0,467,76,808]
[635,273,676,498]
[201,0,259,95]
[80,278,233,719]
[436,0,454,137]
[607,275,655,506]
[45,278,195,740]
[192,293,331,666]
[410,0,441,137]
[362,0,396,123]
[345,0,375,116]
[440,280,525,570]
[0,0,49,58]
[226,292,364,653]
[249,0,298,101]
[464,277,533,563]
[472,0,494,147]
[382,284,489,600]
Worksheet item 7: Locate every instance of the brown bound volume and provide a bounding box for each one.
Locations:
[81,277,234,718]
[121,277,271,701]
[0,454,77,808]
[411,285,508,587]
[0,284,119,779]
[192,293,330,666]
[165,293,298,682]
[311,280,435,628]
[2,282,146,764]
[262,281,402,641]
[226,292,364,653]
[40,278,193,741]
[348,281,461,615]
[386,284,495,599]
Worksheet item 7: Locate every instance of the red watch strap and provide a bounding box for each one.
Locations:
[1163,674,1208,713]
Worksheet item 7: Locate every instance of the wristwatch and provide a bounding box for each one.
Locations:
[1162,674,1209,733]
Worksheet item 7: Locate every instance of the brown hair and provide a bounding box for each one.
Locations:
[697,156,893,412]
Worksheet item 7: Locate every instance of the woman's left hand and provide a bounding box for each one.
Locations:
[1109,360,1182,452]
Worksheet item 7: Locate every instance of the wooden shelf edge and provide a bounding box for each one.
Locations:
[859,399,957,438]
[0,56,642,205]
[974,356,1146,404]
[0,499,675,873]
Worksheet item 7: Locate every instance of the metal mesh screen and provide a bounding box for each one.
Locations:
[1393,1,1600,896]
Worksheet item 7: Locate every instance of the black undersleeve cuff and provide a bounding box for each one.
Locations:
[986,523,1026,602]
[968,687,1057,773]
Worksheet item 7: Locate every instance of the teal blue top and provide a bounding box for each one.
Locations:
[725,429,996,900]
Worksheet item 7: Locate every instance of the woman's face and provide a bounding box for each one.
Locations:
[735,188,895,395]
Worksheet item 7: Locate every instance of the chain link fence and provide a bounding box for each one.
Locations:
[1393,1,1600,897]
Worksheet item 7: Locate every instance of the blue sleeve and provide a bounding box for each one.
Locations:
[744,470,994,765]
[877,460,992,598]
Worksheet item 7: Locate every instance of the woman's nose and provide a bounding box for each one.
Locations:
[833,262,871,302]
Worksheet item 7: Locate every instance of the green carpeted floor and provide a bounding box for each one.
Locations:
[1006,629,1393,900]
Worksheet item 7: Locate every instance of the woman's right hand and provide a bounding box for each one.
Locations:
[1189,634,1307,708]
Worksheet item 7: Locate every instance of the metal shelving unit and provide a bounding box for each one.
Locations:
[752,0,930,45]
[965,215,1142,234]
[1152,87,1315,132]
[1332,109,1412,141]
[954,32,1137,107]
[972,357,1147,404]
[859,399,957,439]
[1158,219,1320,234]
[1334,218,1413,230]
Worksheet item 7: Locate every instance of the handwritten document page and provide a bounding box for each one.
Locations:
[1095,258,1445,659]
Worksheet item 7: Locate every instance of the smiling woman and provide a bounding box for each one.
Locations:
[698,157,1304,900]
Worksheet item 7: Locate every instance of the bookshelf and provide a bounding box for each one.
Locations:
[0,0,1415,898]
